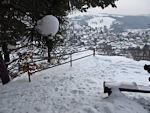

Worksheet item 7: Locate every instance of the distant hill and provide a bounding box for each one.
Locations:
[110,15,150,29]
[68,13,150,30]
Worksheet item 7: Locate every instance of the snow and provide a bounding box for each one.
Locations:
[105,87,148,113]
[36,15,59,37]
[0,51,150,113]
[74,24,82,29]
[105,82,138,90]
[68,11,116,29]
[87,17,115,29]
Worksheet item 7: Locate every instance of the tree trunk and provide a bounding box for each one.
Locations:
[47,44,51,62]
[2,43,10,63]
[46,40,53,62]
[0,52,10,85]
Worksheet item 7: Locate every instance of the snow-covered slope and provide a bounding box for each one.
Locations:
[68,11,150,30]
[0,51,150,113]
[68,13,116,29]
[87,16,115,29]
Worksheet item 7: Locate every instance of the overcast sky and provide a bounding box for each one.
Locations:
[87,0,150,15]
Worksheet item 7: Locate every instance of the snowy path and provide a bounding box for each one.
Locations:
[0,54,150,113]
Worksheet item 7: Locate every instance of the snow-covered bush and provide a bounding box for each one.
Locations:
[36,15,59,37]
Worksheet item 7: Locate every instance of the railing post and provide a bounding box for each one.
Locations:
[70,53,72,67]
[27,63,31,82]
[18,62,21,71]
[93,48,96,56]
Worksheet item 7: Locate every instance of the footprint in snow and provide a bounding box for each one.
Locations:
[43,76,50,79]
[71,90,78,94]
[34,107,41,112]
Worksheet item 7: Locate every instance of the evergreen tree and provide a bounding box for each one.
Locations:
[0,0,117,84]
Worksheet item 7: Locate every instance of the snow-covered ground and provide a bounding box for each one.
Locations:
[87,17,115,29]
[0,51,150,113]
[68,11,117,29]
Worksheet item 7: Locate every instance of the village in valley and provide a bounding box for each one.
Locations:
[63,13,150,61]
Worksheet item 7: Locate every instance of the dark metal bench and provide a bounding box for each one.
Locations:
[103,81,150,96]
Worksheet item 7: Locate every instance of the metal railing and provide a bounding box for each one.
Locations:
[31,49,95,74]
[7,48,95,81]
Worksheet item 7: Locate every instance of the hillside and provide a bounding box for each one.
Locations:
[0,51,150,113]
[68,13,150,30]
